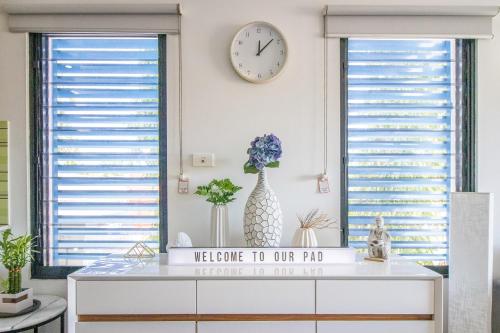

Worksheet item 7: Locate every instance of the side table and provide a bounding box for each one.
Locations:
[0,295,66,333]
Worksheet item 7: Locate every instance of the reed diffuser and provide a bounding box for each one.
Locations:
[292,209,336,247]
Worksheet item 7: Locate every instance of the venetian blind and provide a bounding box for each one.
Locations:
[345,39,456,266]
[41,36,163,266]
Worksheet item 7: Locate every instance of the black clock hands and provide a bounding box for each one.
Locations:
[257,40,261,56]
[256,39,274,56]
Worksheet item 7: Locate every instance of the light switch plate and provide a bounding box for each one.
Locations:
[192,153,215,167]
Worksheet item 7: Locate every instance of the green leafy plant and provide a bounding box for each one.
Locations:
[195,179,242,205]
[0,230,35,294]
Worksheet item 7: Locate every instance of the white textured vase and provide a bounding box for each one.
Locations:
[211,204,229,247]
[292,228,318,248]
[244,169,283,247]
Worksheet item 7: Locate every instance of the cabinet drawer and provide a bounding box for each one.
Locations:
[76,281,196,314]
[76,322,195,333]
[197,280,315,314]
[317,321,435,333]
[317,280,434,314]
[198,321,315,333]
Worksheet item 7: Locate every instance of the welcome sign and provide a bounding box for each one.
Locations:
[167,247,356,265]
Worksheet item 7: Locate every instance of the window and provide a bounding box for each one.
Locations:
[341,39,475,272]
[30,34,167,278]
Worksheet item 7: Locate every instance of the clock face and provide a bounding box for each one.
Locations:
[230,22,288,83]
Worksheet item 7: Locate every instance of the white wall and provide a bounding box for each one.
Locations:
[0,0,499,307]
[478,18,500,279]
[166,0,341,249]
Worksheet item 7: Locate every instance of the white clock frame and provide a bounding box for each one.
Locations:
[229,21,288,84]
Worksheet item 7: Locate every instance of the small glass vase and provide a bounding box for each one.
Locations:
[7,268,21,294]
[211,204,229,247]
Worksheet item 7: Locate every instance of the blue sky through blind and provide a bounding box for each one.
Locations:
[44,36,161,266]
[346,39,456,266]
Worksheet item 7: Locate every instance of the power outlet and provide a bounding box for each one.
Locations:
[192,153,215,167]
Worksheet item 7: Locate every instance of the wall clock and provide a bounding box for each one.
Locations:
[230,21,288,83]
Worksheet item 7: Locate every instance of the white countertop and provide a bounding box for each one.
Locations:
[68,254,442,281]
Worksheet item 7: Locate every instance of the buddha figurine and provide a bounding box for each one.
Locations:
[367,216,391,260]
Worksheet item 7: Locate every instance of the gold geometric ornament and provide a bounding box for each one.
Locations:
[124,242,156,259]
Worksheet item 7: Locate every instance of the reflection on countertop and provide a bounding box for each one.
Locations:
[69,254,441,280]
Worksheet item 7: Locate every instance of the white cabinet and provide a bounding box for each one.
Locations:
[316,280,434,314]
[77,281,196,314]
[317,321,435,333]
[75,322,195,333]
[68,257,443,333]
[198,321,316,333]
[197,280,315,314]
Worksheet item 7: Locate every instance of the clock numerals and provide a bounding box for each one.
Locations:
[277,39,281,45]
[234,51,239,57]
[238,40,243,45]
[257,73,262,79]
[239,63,243,68]
[269,70,274,75]
[245,32,250,38]
[277,62,280,68]
[280,50,284,55]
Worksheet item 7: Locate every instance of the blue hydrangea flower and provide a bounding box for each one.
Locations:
[245,134,282,172]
